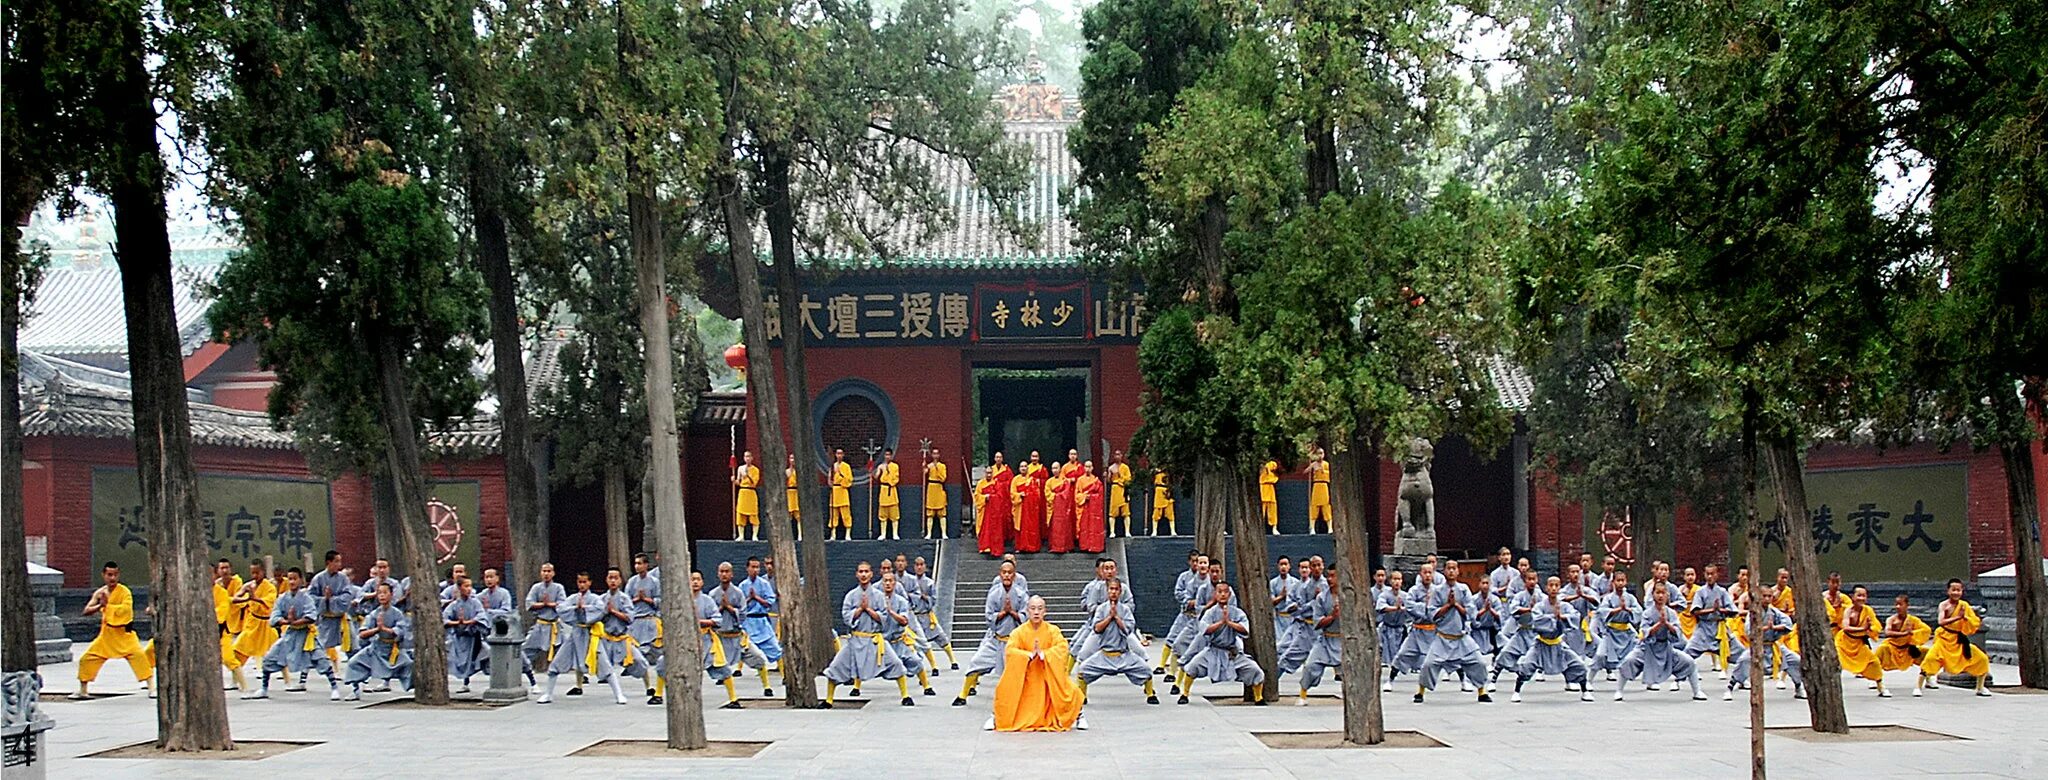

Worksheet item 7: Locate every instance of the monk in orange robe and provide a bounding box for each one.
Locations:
[979,455,1013,556]
[1046,464,1076,553]
[1074,462,1105,553]
[988,595,1083,732]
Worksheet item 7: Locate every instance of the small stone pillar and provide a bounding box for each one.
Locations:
[2,670,53,780]
[29,564,69,665]
[481,614,528,704]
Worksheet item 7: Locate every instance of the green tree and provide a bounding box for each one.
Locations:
[5,0,235,747]
[1867,0,2048,690]
[1562,0,1914,742]
[699,0,1030,703]
[183,0,492,706]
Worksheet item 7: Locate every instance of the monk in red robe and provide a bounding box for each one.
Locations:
[979,455,1013,557]
[1047,463,1077,553]
[1011,453,1047,553]
[1075,461,1106,553]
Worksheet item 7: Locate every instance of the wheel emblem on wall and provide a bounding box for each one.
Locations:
[429,498,463,564]
[1598,509,1635,567]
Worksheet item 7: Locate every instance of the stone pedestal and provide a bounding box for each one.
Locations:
[481,615,528,705]
[28,564,70,665]
[3,670,53,780]
[1974,558,2041,667]
[1384,553,1434,579]
[1391,529,1437,557]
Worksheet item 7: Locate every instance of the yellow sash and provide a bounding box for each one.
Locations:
[587,622,645,673]
[853,630,888,665]
[302,625,319,652]
[701,627,730,667]
[387,641,403,667]
[535,618,560,662]
[1606,621,1635,631]
[1537,634,1563,646]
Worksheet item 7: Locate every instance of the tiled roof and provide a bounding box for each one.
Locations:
[777,108,1083,271]
[1486,355,1535,412]
[18,264,219,359]
[20,372,506,455]
[691,391,747,426]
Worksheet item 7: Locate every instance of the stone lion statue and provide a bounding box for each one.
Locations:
[1396,437,1435,536]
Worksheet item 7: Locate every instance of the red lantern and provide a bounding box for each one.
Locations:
[723,343,747,370]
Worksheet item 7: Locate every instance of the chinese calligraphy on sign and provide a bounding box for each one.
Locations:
[762,279,1144,346]
[1736,464,1967,582]
[93,469,335,574]
[92,469,490,577]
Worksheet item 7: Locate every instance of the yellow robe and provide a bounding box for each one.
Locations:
[993,619,1081,732]
[1877,614,1931,671]
[1772,586,1800,655]
[79,583,153,683]
[877,462,901,520]
[786,467,801,517]
[232,577,281,664]
[1107,463,1131,517]
[214,575,245,665]
[830,462,854,507]
[1151,472,1174,520]
[735,464,761,522]
[1834,604,1882,681]
[1678,584,1700,639]
[1257,461,1279,503]
[1307,461,1331,520]
[924,462,948,515]
[1920,600,1990,676]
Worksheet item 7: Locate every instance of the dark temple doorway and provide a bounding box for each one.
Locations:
[973,365,1091,469]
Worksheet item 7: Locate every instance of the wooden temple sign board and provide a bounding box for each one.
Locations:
[763,281,1144,347]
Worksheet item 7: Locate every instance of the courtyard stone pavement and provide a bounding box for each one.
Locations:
[31,640,2046,778]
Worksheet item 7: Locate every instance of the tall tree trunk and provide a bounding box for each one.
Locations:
[717,139,818,705]
[372,468,401,564]
[1305,124,1338,203]
[1192,459,1229,561]
[474,157,545,590]
[1740,392,1765,779]
[603,462,631,569]
[629,176,707,748]
[2,213,37,675]
[1765,435,1847,733]
[106,13,233,749]
[368,329,449,705]
[1226,465,1276,702]
[1997,379,2047,689]
[767,150,833,665]
[1331,438,1383,744]
[1193,199,1230,312]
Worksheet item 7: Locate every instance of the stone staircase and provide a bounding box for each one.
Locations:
[948,545,1108,650]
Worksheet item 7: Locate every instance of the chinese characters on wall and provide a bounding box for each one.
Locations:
[763,279,1145,346]
[93,469,336,573]
[1735,464,1968,582]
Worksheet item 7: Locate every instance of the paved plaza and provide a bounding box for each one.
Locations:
[30,641,2048,779]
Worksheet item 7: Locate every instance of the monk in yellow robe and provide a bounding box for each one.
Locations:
[74,561,154,699]
[786,456,802,541]
[1257,460,1279,533]
[923,449,949,539]
[829,448,855,540]
[733,450,762,541]
[1304,447,1332,534]
[1105,451,1133,538]
[1834,586,1886,693]
[1919,578,1991,695]
[212,560,245,677]
[988,595,1083,732]
[230,561,281,674]
[1877,593,1932,685]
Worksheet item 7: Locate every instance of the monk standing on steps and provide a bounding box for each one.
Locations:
[986,595,1082,731]
[979,453,1013,556]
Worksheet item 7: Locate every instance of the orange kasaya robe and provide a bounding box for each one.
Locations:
[993,619,1082,732]
[1074,474,1105,553]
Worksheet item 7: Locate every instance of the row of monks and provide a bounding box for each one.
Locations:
[730,447,1343,551]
